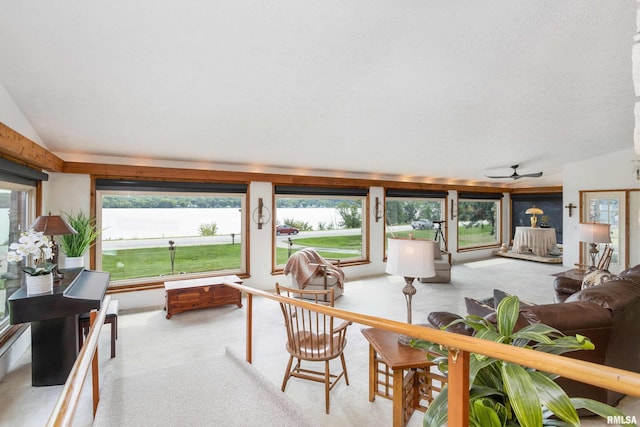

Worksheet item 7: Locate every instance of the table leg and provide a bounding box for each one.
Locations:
[392,368,404,427]
[368,344,375,402]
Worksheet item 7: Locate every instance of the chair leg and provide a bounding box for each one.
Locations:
[281,356,294,392]
[110,319,116,358]
[340,353,349,386]
[78,324,84,351]
[325,361,330,414]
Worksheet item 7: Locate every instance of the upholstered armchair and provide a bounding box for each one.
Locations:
[283,248,345,299]
[419,249,451,283]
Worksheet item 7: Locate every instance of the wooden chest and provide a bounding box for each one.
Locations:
[164,275,242,319]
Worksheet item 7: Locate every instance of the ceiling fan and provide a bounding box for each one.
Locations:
[485,164,543,180]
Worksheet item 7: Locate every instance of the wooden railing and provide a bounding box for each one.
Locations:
[225,281,640,427]
[48,282,640,426]
[46,295,111,427]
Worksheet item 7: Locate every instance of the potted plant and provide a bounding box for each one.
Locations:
[6,229,56,294]
[60,211,100,269]
[412,295,634,426]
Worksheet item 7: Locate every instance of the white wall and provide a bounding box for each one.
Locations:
[0,83,45,146]
[562,147,639,267]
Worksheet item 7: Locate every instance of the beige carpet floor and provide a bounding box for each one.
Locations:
[1,257,638,426]
[93,349,319,427]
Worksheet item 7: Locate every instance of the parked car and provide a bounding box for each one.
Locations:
[411,219,433,230]
[276,224,300,235]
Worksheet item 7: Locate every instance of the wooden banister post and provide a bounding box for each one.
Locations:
[447,348,470,427]
[90,310,100,416]
[246,293,253,363]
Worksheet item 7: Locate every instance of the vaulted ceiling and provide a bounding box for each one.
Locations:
[0,1,635,187]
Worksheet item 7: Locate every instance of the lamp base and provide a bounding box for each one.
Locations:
[397,323,431,346]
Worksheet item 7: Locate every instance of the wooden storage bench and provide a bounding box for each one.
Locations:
[164,275,243,319]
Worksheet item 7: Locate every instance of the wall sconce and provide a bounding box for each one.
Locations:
[374,197,383,222]
[450,199,457,220]
[632,160,640,182]
[252,198,271,229]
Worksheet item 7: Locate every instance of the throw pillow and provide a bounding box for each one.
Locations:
[493,289,536,309]
[581,269,615,290]
[465,297,495,317]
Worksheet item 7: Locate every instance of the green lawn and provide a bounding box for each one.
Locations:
[102,226,496,280]
[102,243,242,281]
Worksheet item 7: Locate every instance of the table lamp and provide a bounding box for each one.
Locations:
[578,222,611,268]
[386,237,436,343]
[525,207,544,228]
[31,213,77,281]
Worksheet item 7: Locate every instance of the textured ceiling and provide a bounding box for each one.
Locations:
[0,1,636,187]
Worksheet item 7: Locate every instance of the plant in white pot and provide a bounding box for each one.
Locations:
[6,229,56,294]
[60,211,100,269]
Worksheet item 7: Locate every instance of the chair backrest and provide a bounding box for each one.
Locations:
[597,245,614,271]
[276,283,343,361]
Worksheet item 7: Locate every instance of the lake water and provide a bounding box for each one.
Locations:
[102,207,343,239]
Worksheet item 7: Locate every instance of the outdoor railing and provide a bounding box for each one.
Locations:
[46,295,111,427]
[225,281,640,427]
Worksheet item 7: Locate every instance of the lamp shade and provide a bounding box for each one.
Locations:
[386,238,436,278]
[30,214,77,236]
[578,222,611,244]
[525,207,544,215]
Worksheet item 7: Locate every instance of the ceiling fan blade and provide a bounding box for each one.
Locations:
[486,164,542,180]
[485,174,511,179]
[517,172,543,178]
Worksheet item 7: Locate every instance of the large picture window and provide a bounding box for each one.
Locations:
[0,185,33,329]
[385,189,447,253]
[273,186,368,268]
[457,193,501,249]
[96,180,247,285]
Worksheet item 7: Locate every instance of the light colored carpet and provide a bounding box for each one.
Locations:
[93,348,319,427]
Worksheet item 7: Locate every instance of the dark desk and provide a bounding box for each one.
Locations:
[8,268,109,386]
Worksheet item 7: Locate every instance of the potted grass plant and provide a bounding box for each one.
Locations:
[60,211,100,269]
[411,295,635,426]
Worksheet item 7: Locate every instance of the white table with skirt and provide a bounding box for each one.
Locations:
[512,227,557,257]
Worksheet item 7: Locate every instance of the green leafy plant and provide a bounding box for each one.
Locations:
[60,211,101,257]
[411,295,635,426]
[198,222,218,236]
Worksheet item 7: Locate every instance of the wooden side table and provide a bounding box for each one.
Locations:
[164,275,243,319]
[361,328,446,427]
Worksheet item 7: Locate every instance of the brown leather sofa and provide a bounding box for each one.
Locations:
[428,264,640,406]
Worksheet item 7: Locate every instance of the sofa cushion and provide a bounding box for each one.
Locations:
[581,269,615,290]
[465,297,495,317]
[493,289,536,309]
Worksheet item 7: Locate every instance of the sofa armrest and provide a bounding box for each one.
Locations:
[553,276,582,295]
[427,311,473,336]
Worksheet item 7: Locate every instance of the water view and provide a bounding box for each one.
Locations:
[102,207,343,240]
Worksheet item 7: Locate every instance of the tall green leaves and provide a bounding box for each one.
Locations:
[412,295,634,426]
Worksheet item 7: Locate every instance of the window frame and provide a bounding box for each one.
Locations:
[0,176,38,338]
[94,180,248,287]
[272,186,370,271]
[456,193,502,251]
[384,192,447,257]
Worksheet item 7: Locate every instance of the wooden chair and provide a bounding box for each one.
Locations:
[575,244,614,272]
[276,283,352,414]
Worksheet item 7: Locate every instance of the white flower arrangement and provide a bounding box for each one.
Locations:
[6,229,56,276]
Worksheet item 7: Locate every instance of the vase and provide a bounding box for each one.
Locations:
[64,256,85,269]
[26,273,53,295]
